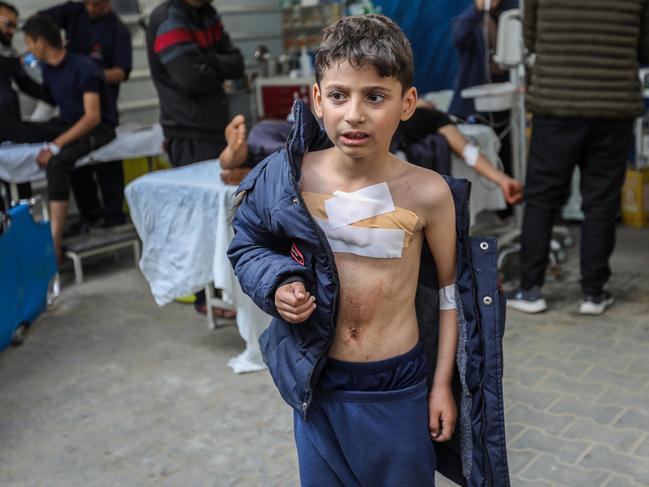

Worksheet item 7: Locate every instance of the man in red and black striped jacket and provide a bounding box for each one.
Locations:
[146,0,244,167]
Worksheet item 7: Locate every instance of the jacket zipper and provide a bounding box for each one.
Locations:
[285,106,340,418]
[463,197,494,487]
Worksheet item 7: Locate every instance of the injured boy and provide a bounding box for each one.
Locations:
[229,14,508,487]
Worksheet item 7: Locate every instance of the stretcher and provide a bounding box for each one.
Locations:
[0,200,57,351]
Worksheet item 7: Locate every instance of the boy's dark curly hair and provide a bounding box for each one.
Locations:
[315,14,414,93]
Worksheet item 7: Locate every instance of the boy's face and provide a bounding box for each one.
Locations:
[313,60,417,161]
[24,34,47,61]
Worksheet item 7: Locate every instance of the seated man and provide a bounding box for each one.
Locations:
[218,105,523,205]
[41,0,132,232]
[0,15,116,260]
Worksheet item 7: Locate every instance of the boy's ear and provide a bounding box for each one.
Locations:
[400,86,418,122]
[312,82,324,118]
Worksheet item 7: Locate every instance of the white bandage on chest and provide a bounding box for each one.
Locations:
[325,182,395,229]
[316,182,405,258]
[315,217,405,258]
[462,143,480,167]
[439,284,457,310]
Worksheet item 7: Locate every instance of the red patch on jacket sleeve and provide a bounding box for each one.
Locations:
[290,243,305,266]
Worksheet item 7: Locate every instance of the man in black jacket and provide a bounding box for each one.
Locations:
[0,1,50,207]
[146,0,244,167]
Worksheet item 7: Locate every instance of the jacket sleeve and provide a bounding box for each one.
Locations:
[523,0,538,54]
[453,5,484,52]
[228,165,314,318]
[205,29,245,80]
[152,19,244,95]
[640,0,649,64]
[14,68,54,105]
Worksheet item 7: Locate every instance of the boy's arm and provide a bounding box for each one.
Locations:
[228,172,315,318]
[36,92,101,167]
[424,180,459,442]
[53,92,100,148]
[438,124,523,204]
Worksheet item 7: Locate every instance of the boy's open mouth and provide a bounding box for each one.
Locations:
[340,131,370,145]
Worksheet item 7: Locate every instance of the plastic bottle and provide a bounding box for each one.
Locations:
[299,45,313,79]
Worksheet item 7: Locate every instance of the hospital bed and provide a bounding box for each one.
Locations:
[125,161,271,374]
[0,123,164,284]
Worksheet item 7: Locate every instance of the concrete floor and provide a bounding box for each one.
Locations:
[1,225,648,487]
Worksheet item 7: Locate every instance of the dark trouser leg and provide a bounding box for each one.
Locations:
[46,124,116,202]
[0,115,70,144]
[578,119,634,295]
[47,123,115,259]
[166,136,226,306]
[520,116,588,290]
[70,166,103,222]
[166,136,227,167]
[71,160,125,225]
[0,182,32,211]
[94,160,125,225]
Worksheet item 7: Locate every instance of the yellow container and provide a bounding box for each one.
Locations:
[122,156,171,214]
[621,168,649,228]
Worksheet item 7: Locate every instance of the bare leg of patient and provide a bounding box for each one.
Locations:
[50,200,69,263]
[219,114,248,169]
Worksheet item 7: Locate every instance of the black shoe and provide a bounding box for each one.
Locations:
[580,291,614,315]
[505,286,548,313]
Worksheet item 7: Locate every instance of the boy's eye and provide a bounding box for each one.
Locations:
[367,93,386,103]
[328,92,346,102]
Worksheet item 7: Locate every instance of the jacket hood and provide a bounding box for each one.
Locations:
[285,100,334,182]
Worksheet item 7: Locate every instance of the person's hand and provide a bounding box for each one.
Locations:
[475,0,501,10]
[499,176,524,205]
[36,148,53,168]
[428,384,457,442]
[275,281,316,324]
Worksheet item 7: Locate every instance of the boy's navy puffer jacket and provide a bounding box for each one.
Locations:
[228,101,510,487]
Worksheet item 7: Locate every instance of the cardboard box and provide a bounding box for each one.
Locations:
[621,168,649,228]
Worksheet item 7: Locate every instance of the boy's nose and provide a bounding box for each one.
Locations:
[344,99,366,125]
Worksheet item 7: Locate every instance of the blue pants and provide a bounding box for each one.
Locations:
[294,343,436,487]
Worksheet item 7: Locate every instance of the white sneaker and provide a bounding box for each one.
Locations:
[505,287,548,314]
[580,292,614,315]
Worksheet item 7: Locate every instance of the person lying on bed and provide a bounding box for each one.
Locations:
[217,106,523,205]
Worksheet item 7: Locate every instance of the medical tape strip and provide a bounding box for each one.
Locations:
[439,284,457,310]
[315,218,405,259]
[462,143,479,167]
[325,182,395,229]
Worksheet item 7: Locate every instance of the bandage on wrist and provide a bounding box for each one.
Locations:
[462,144,479,167]
[47,142,61,155]
[439,284,457,310]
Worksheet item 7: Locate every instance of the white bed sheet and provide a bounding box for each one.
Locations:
[0,123,164,184]
[125,160,271,373]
